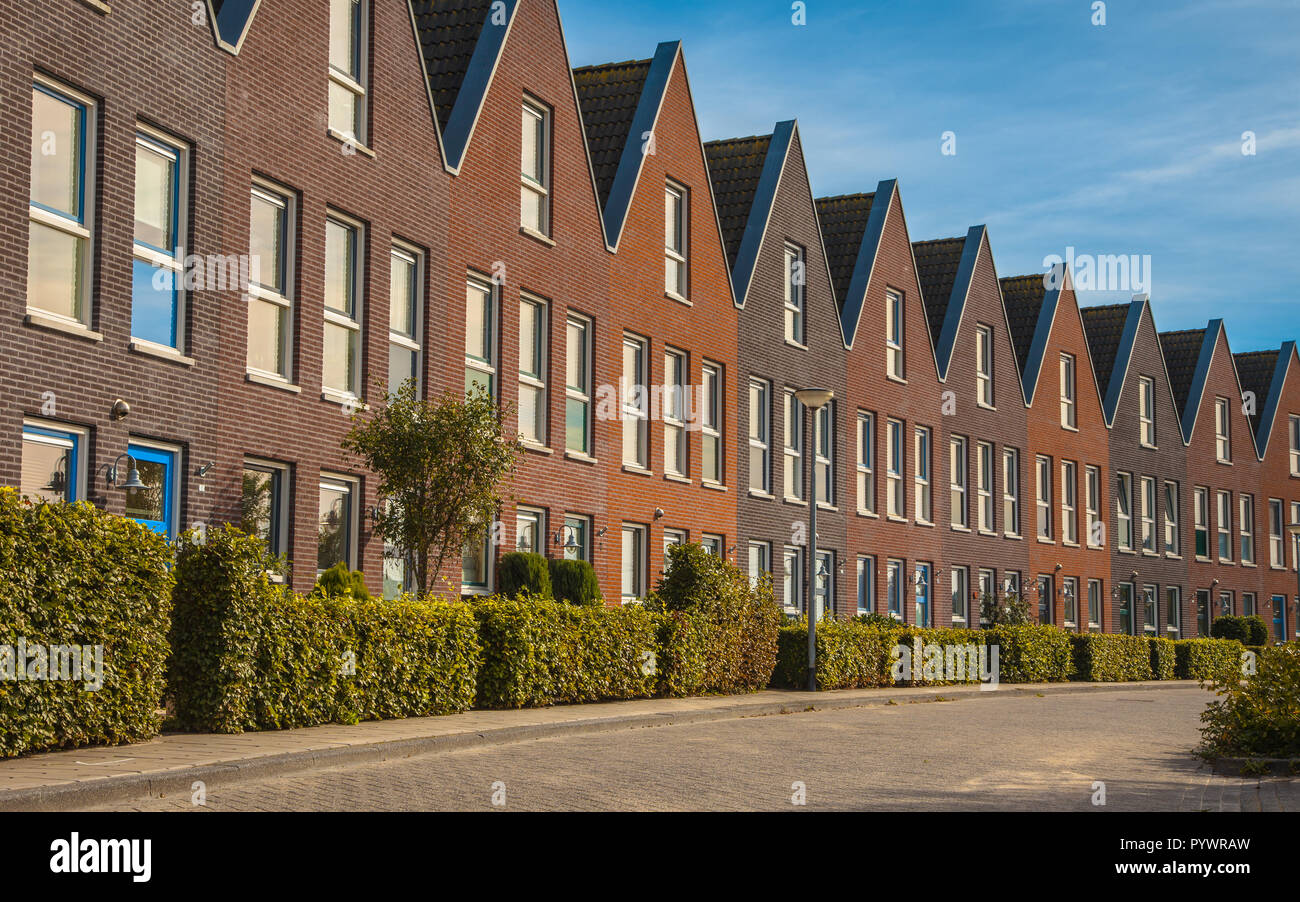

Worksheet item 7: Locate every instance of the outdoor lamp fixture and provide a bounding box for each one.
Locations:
[105,454,147,490]
[196,461,215,477]
[42,456,69,496]
[653,508,664,520]
[794,387,834,692]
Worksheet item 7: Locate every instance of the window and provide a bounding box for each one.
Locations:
[857,413,876,515]
[1063,577,1079,629]
[1139,376,1156,447]
[1004,571,1021,599]
[887,559,904,618]
[1036,455,1053,540]
[749,379,771,494]
[664,528,687,562]
[323,216,363,399]
[663,350,688,477]
[702,363,723,484]
[784,391,804,501]
[29,81,94,324]
[1085,465,1102,547]
[1002,448,1020,536]
[813,402,832,504]
[1194,487,1210,559]
[388,244,422,395]
[1118,582,1135,635]
[241,460,289,563]
[748,541,770,589]
[328,0,367,140]
[1196,590,1211,637]
[248,184,294,378]
[1143,585,1158,634]
[815,550,834,619]
[783,546,802,613]
[621,336,648,468]
[1166,587,1181,638]
[565,315,592,454]
[1290,415,1300,476]
[914,427,932,523]
[461,526,491,594]
[1140,476,1156,554]
[132,130,186,350]
[951,566,969,624]
[1217,491,1232,561]
[1087,579,1102,632]
[1059,354,1076,428]
[561,515,590,561]
[1215,397,1231,462]
[1061,461,1077,545]
[1037,574,1054,625]
[515,507,545,554]
[1240,495,1255,564]
[886,290,905,379]
[520,99,550,234]
[382,515,409,600]
[1269,499,1285,567]
[914,562,932,627]
[857,556,876,614]
[976,325,993,407]
[978,570,996,627]
[1219,590,1234,618]
[950,436,968,529]
[21,421,87,503]
[517,296,547,444]
[702,534,724,557]
[784,244,804,344]
[621,524,646,602]
[887,419,905,518]
[1292,503,1300,572]
[1154,480,1176,556]
[1242,592,1256,618]
[318,475,356,573]
[1117,472,1133,551]
[664,183,687,297]
[464,276,496,397]
[977,442,995,533]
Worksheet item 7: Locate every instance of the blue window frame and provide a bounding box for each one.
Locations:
[132,132,184,349]
[124,444,176,538]
[21,423,83,502]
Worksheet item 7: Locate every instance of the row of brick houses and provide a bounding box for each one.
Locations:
[4,0,1299,639]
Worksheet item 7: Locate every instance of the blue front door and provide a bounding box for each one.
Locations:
[124,444,175,538]
[1274,595,1287,643]
[915,564,930,627]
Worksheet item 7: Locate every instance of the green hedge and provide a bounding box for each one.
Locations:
[0,490,174,757]
[773,620,893,690]
[470,595,658,708]
[1175,638,1245,683]
[985,625,1074,683]
[1071,633,1153,682]
[1149,637,1177,680]
[168,527,478,732]
[1199,644,1300,759]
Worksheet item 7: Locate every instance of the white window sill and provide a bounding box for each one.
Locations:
[327,128,375,158]
[951,525,971,533]
[886,374,908,386]
[916,519,935,528]
[664,290,692,307]
[784,339,809,351]
[816,501,835,511]
[887,516,908,524]
[322,388,367,410]
[564,450,598,465]
[785,497,808,507]
[857,510,879,519]
[749,490,776,500]
[521,441,554,456]
[664,473,692,485]
[702,481,727,492]
[25,309,103,342]
[77,0,110,13]
[519,226,555,247]
[246,370,301,393]
[622,464,654,477]
[130,339,195,367]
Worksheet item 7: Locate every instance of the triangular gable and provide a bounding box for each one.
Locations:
[1252,342,1299,458]
[926,226,987,383]
[820,180,898,350]
[207,0,261,54]
[1171,322,1260,457]
[1083,299,1147,428]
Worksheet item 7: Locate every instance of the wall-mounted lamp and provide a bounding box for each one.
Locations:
[195,461,215,477]
[653,508,664,520]
[110,398,131,421]
[105,454,147,490]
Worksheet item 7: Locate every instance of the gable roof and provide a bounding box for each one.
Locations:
[999,275,1048,378]
[815,193,874,317]
[1234,349,1278,441]
[1247,342,1299,458]
[1158,327,1207,428]
[206,0,262,54]
[1080,300,1146,428]
[702,134,770,266]
[911,236,966,352]
[410,0,518,174]
[999,266,1105,410]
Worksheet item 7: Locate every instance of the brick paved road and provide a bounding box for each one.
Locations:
[93,686,1297,812]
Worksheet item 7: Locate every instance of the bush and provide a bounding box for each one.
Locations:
[985,625,1074,683]
[497,552,552,599]
[1199,644,1300,759]
[773,619,893,690]
[470,595,658,708]
[851,612,905,630]
[1243,616,1269,648]
[0,491,174,757]
[169,527,478,732]
[312,561,371,601]
[548,558,602,606]
[649,545,782,696]
[1175,638,1245,683]
[1071,634,1152,682]
[1210,615,1250,644]
[1149,637,1176,680]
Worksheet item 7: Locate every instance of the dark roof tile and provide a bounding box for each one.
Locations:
[911,237,965,347]
[1158,328,1207,417]
[573,59,652,210]
[1079,303,1132,392]
[703,134,772,270]
[410,0,494,136]
[999,274,1047,377]
[814,193,874,311]
[1234,349,1279,437]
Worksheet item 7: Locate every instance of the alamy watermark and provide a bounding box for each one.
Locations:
[890,638,1000,690]
[0,639,104,690]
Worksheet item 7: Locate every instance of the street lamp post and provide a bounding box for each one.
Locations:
[794,388,834,692]
[1288,524,1300,639]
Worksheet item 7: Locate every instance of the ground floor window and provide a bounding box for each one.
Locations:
[561,514,590,561]
[748,541,770,589]
[1063,577,1078,629]
[621,523,647,602]
[1087,579,1102,632]
[951,566,968,625]
[1166,586,1181,638]
[318,474,356,573]
[242,459,289,565]
[857,556,876,614]
[21,421,87,503]
[783,546,802,614]
[1142,584,1158,634]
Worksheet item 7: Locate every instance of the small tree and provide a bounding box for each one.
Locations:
[342,381,520,597]
[980,589,1033,627]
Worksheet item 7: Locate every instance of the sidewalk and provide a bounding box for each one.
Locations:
[0,680,1202,811]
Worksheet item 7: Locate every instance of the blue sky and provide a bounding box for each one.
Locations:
[559,0,1299,351]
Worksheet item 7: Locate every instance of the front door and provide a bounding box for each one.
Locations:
[914,564,930,627]
[1273,595,1287,643]
[124,444,176,538]
[1119,583,1134,635]
[1196,590,1210,637]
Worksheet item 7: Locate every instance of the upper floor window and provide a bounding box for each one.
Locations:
[1216,490,1232,561]
[1061,460,1077,545]
[857,412,875,515]
[29,81,95,325]
[749,379,770,494]
[248,183,294,379]
[1059,354,1076,429]
[1269,498,1285,568]
[1036,455,1053,540]
[1289,415,1299,476]
[976,325,993,407]
[521,99,550,235]
[664,183,688,298]
[1086,464,1102,547]
[1116,472,1133,551]
[950,436,968,529]
[328,0,367,142]
[914,426,932,523]
[517,296,548,445]
[886,290,905,380]
[1002,448,1020,536]
[465,276,496,397]
[388,244,422,395]
[323,214,364,399]
[784,244,805,344]
[1163,480,1180,556]
[565,315,592,455]
[1138,376,1156,447]
[622,336,648,468]
[976,441,994,533]
[132,130,187,351]
[702,363,724,484]
[1240,494,1255,565]
[1194,486,1210,559]
[813,402,832,504]
[663,349,688,477]
[1139,476,1156,554]
[887,418,905,518]
[784,390,803,501]
[1214,397,1231,462]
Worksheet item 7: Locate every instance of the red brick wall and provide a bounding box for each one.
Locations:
[1257,349,1300,640]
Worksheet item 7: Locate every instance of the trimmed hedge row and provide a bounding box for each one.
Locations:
[168,528,479,733]
[0,490,174,758]
[1071,634,1152,682]
[1175,638,1245,683]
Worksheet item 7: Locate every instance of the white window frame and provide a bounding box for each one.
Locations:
[887,558,905,619]
[1166,586,1181,638]
[783,546,803,614]
[388,242,423,396]
[975,325,994,408]
[857,555,876,614]
[1036,454,1053,541]
[1240,494,1255,565]
[886,289,905,380]
[951,565,969,625]
[950,435,968,529]
[515,506,546,555]
[1063,576,1079,629]
[561,514,591,562]
[1215,397,1231,462]
[748,541,770,589]
[1087,578,1102,632]
[784,390,804,502]
[887,418,905,519]
[318,472,359,574]
[1117,472,1134,552]
[131,126,188,353]
[520,97,550,236]
[914,425,932,524]
[1143,584,1158,635]
[664,182,688,299]
[1139,375,1156,447]
[1140,475,1157,554]
[1290,415,1300,476]
[1194,487,1210,560]
[1163,480,1180,556]
[857,412,876,516]
[1002,447,1020,537]
[663,348,688,477]
[516,294,548,445]
[464,275,497,399]
[749,379,771,495]
[1061,460,1077,545]
[1059,353,1076,429]
[1217,490,1232,562]
[322,212,365,402]
[1086,464,1102,548]
[247,181,296,381]
[565,314,592,455]
[621,523,647,603]
[701,362,723,485]
[1268,498,1285,568]
[622,335,649,469]
[977,441,994,534]
[783,243,805,345]
[813,401,832,505]
[328,0,368,143]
